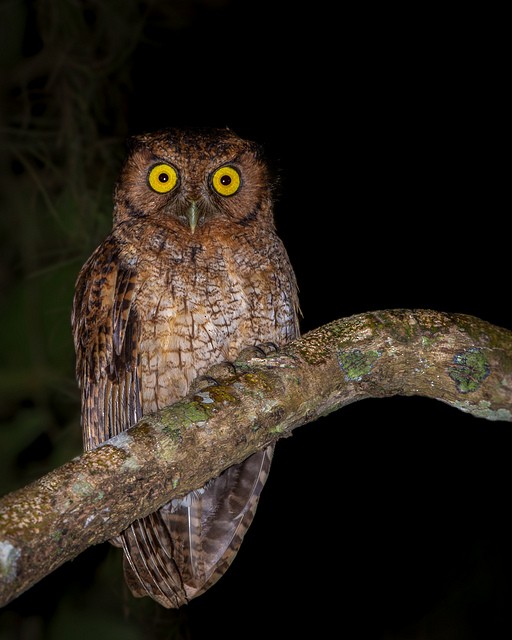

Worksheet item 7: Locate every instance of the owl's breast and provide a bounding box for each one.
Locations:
[115,223,297,414]
[130,249,253,412]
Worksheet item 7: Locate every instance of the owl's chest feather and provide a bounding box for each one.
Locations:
[127,236,287,410]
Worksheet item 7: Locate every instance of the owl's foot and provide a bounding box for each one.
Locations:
[190,361,238,393]
[234,342,278,364]
[190,343,279,393]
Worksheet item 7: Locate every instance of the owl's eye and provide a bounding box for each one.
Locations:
[211,166,241,196]
[148,163,178,194]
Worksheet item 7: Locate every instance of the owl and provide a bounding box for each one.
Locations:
[71,127,300,608]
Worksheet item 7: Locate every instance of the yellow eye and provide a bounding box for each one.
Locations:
[211,166,241,196]
[148,163,178,193]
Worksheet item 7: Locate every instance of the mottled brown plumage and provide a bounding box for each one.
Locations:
[72,127,299,607]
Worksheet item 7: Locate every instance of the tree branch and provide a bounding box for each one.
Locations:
[1,309,512,607]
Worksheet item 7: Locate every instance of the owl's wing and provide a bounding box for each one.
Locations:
[72,237,188,603]
[72,235,143,449]
[120,445,274,607]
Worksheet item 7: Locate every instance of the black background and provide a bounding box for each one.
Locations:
[0,2,509,638]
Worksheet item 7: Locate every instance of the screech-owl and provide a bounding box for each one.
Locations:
[71,127,300,607]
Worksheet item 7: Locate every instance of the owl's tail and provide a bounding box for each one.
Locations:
[118,445,274,608]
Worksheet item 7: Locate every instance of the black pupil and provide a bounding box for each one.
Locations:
[158,172,169,183]
[220,174,232,186]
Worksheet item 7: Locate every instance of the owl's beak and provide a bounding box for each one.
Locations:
[186,202,200,234]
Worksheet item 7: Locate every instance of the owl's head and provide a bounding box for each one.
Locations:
[113,127,276,232]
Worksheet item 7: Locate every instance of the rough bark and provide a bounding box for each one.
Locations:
[1,309,512,607]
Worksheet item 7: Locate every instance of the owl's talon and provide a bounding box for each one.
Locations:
[190,375,219,393]
[207,361,237,382]
[191,362,237,393]
[235,346,266,363]
[258,342,279,355]
[235,342,279,364]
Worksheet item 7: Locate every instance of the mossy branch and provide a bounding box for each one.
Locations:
[1,309,512,607]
